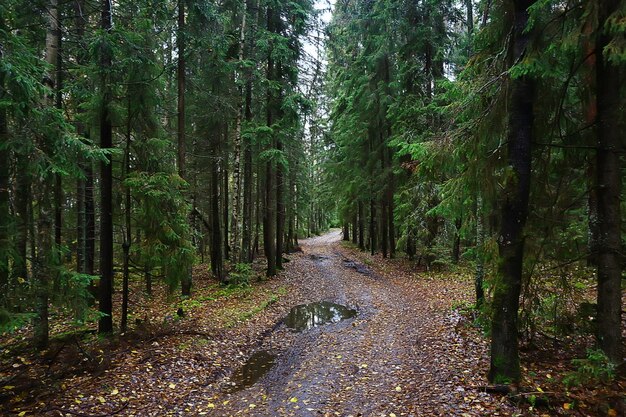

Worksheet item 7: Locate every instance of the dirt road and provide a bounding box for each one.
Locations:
[199,230,513,416]
[33,230,514,417]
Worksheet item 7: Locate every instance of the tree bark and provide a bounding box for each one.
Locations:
[358,200,365,250]
[369,198,376,255]
[241,78,254,263]
[0,67,9,297]
[594,0,623,364]
[98,0,114,334]
[452,216,462,264]
[34,0,61,348]
[120,107,132,333]
[34,187,52,349]
[75,0,95,279]
[85,163,95,276]
[210,126,224,282]
[276,133,285,269]
[263,7,277,277]
[488,0,535,384]
[230,0,247,262]
[178,0,192,296]
[241,0,259,264]
[14,155,29,283]
[223,136,230,261]
[475,196,485,307]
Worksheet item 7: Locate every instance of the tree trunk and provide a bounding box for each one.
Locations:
[351,211,357,244]
[488,0,535,384]
[241,0,259,264]
[34,188,52,349]
[276,137,285,269]
[241,78,254,262]
[120,110,132,333]
[263,7,277,277]
[254,168,260,255]
[210,126,224,282]
[34,0,61,348]
[178,0,192,296]
[343,224,350,241]
[98,0,114,334]
[286,164,296,252]
[223,131,229,262]
[369,199,376,255]
[85,163,95,276]
[230,0,247,262]
[582,17,599,267]
[264,157,277,276]
[406,226,416,261]
[388,188,395,258]
[475,196,485,307]
[594,0,623,364]
[466,0,474,34]
[14,155,29,282]
[74,0,91,283]
[53,20,63,253]
[358,200,365,250]
[381,196,388,258]
[0,69,9,297]
[452,216,462,264]
[53,6,63,286]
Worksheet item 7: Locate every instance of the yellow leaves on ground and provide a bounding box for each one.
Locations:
[289,396,298,403]
[395,385,402,392]
[168,383,176,389]
[110,388,119,395]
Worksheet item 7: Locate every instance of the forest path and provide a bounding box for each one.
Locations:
[207,230,509,416]
[34,230,513,417]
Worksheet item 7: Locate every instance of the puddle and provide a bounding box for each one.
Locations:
[343,259,375,276]
[308,254,330,261]
[228,350,276,392]
[284,301,357,331]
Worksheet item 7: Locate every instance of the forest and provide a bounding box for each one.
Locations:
[0,0,624,416]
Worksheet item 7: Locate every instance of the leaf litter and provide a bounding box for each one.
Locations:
[1,230,624,416]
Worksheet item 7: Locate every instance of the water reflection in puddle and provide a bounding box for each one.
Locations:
[284,301,357,331]
[228,350,276,392]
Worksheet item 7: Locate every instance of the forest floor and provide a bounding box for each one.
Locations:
[1,230,624,416]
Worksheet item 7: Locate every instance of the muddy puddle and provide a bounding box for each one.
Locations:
[284,301,357,331]
[342,259,377,276]
[227,350,276,392]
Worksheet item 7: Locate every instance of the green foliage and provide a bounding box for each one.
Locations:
[126,169,195,291]
[178,298,203,312]
[228,263,254,287]
[563,349,617,387]
[0,310,36,334]
[54,269,97,322]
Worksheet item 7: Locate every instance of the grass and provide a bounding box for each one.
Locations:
[223,287,286,328]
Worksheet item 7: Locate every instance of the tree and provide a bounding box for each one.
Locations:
[178,0,192,296]
[488,0,536,384]
[98,0,114,334]
[594,0,623,364]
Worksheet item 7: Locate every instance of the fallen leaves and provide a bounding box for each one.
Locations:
[2,232,623,417]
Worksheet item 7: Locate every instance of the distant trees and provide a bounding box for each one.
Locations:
[0,0,320,347]
[325,0,624,382]
[1,0,621,382]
